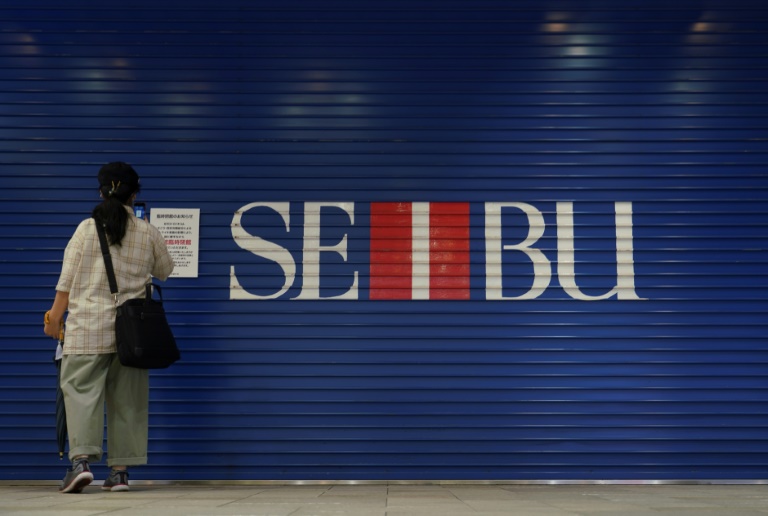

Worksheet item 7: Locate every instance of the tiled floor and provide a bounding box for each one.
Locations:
[1,483,767,515]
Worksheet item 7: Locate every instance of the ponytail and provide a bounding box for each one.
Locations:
[92,161,141,246]
[92,180,139,247]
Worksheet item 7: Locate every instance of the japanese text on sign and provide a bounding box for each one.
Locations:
[150,208,200,278]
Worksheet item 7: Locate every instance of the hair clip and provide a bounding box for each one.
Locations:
[108,180,121,196]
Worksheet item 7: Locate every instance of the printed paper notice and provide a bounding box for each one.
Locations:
[150,208,200,278]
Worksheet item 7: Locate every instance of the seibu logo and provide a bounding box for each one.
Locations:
[230,201,645,301]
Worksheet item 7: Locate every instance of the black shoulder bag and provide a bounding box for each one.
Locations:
[95,219,180,369]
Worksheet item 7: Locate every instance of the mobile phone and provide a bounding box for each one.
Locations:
[134,202,147,219]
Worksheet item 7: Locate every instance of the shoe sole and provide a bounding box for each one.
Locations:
[102,484,130,492]
[60,472,94,494]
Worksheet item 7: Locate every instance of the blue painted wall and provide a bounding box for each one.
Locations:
[1,0,767,480]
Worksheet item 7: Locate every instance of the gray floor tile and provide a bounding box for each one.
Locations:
[1,483,767,515]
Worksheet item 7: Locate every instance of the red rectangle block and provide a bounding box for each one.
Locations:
[370,202,412,300]
[429,202,470,300]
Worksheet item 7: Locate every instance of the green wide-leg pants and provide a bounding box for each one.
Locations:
[60,353,149,467]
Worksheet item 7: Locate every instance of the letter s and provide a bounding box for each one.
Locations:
[230,202,296,300]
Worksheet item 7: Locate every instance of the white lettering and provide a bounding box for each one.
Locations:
[230,202,296,300]
[295,202,359,300]
[230,201,645,302]
[556,201,645,301]
[485,202,552,300]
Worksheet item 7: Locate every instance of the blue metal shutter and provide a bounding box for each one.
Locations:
[1,0,767,481]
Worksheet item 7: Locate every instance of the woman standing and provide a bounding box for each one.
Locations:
[44,162,174,493]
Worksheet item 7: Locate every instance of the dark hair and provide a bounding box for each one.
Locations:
[91,162,141,246]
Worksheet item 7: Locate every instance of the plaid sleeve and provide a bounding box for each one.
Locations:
[55,220,87,292]
[150,225,175,281]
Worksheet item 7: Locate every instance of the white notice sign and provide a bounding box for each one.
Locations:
[150,208,200,278]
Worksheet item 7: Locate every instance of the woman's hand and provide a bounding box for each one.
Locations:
[44,311,63,339]
[44,291,70,339]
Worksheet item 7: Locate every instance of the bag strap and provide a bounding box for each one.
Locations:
[94,218,119,303]
[94,218,157,305]
[148,283,163,301]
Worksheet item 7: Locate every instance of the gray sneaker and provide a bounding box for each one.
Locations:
[59,458,93,493]
[102,469,129,492]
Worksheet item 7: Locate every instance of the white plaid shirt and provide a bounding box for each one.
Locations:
[56,207,175,354]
